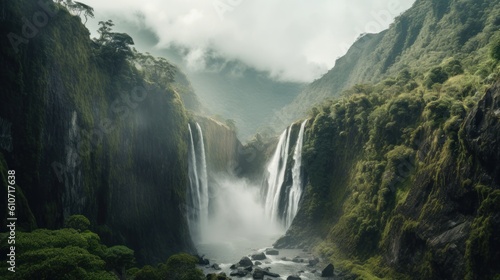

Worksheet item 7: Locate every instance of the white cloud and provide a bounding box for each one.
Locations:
[82,0,415,82]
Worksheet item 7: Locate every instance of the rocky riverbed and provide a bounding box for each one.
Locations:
[199,247,357,280]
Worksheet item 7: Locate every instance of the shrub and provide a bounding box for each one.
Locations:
[65,215,91,232]
[424,67,449,88]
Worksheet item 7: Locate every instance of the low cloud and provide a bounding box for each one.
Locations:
[82,0,415,82]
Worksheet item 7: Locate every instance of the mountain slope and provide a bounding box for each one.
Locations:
[275,0,500,128]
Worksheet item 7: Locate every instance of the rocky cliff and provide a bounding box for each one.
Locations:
[0,0,195,265]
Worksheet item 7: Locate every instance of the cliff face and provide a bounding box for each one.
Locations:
[277,77,500,279]
[195,117,242,174]
[0,0,194,264]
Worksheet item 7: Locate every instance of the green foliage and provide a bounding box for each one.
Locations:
[163,253,204,280]
[104,245,135,276]
[65,215,91,232]
[443,58,464,76]
[491,36,500,61]
[13,246,109,280]
[465,190,500,279]
[0,224,116,280]
[93,20,135,72]
[132,253,204,280]
[424,67,449,88]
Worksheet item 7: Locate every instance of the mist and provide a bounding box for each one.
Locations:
[195,174,284,263]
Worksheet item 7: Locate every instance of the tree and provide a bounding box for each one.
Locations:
[443,58,464,76]
[93,20,135,72]
[96,20,115,44]
[73,2,94,24]
[62,0,94,24]
[104,246,135,280]
[424,67,449,88]
[64,214,90,232]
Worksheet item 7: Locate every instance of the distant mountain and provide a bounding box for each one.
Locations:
[275,0,500,127]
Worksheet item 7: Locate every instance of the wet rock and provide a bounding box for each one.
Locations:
[197,255,210,265]
[230,268,248,277]
[239,256,253,267]
[244,266,253,272]
[230,264,237,269]
[292,256,303,263]
[308,258,319,267]
[287,276,301,280]
[321,263,335,277]
[265,248,279,255]
[211,263,221,270]
[255,261,262,265]
[253,268,265,279]
[263,270,280,277]
[252,252,267,260]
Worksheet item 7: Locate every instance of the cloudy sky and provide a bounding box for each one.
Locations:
[83,0,416,82]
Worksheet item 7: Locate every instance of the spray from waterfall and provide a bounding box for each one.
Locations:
[187,123,209,242]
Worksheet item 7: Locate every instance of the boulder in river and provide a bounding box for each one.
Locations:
[230,268,248,277]
[321,263,335,277]
[287,276,301,280]
[244,266,253,272]
[263,270,280,277]
[239,256,253,267]
[197,255,210,265]
[252,252,267,260]
[265,248,279,255]
[211,263,221,270]
[253,268,265,279]
[308,258,319,267]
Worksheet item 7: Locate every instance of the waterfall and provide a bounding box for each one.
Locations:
[284,119,308,228]
[263,124,293,224]
[263,120,307,228]
[187,123,209,242]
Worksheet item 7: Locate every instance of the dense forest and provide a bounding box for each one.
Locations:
[1,0,500,279]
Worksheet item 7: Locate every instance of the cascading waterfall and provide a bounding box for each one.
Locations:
[264,125,293,224]
[263,120,308,228]
[263,120,307,228]
[186,119,307,263]
[187,123,209,242]
[284,119,308,228]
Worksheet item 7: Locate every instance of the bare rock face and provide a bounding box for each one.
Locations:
[321,263,334,277]
[464,79,500,185]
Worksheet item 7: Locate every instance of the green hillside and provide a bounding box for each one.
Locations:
[275,0,500,128]
[273,1,500,278]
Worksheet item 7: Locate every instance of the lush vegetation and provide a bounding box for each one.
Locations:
[0,215,204,280]
[285,28,500,279]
